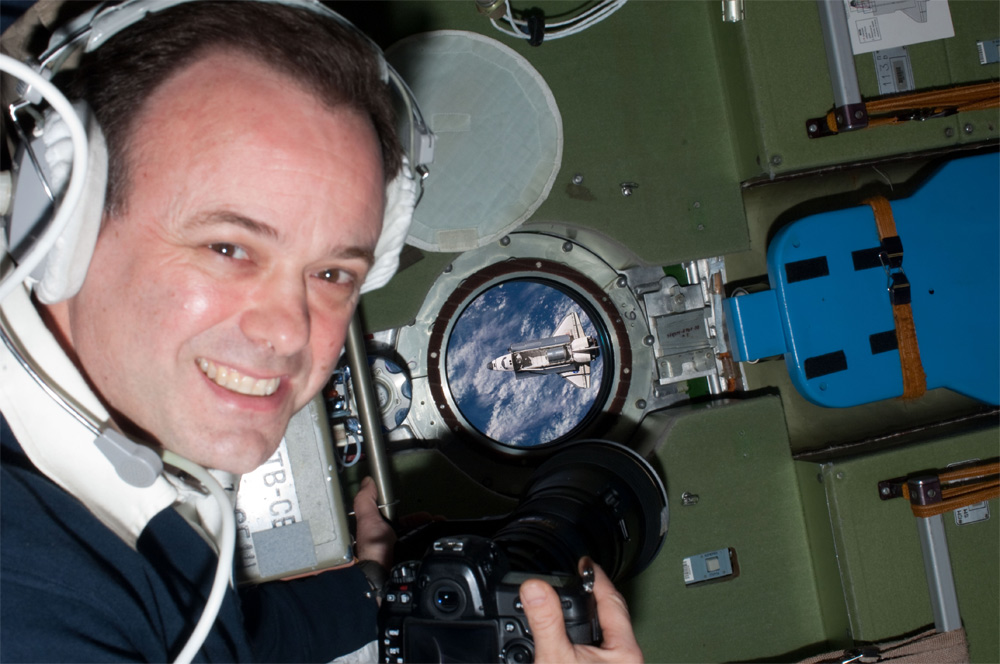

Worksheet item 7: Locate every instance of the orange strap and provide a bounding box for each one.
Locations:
[911,483,1000,519]
[825,81,1000,134]
[865,196,926,400]
[899,461,1000,518]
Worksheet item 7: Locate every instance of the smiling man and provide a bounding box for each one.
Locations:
[46,51,387,475]
[1,2,642,662]
[1,2,402,661]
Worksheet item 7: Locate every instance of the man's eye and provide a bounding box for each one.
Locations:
[316,268,355,285]
[208,243,249,260]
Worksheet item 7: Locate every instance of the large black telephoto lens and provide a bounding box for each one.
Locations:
[494,440,668,581]
[395,440,669,582]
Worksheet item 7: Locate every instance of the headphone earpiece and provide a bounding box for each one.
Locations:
[362,157,420,294]
[7,102,107,304]
[36,106,107,304]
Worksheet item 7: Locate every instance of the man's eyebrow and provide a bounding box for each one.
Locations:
[189,210,279,240]
[342,245,377,267]
[189,210,376,265]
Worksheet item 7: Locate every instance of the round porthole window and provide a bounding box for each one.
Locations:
[445,279,612,448]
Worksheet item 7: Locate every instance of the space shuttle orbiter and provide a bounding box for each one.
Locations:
[487,311,599,389]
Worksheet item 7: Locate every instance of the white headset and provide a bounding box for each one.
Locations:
[3,0,434,305]
[0,2,434,661]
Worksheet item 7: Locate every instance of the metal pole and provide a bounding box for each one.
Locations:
[815,0,868,131]
[915,513,962,632]
[344,312,396,522]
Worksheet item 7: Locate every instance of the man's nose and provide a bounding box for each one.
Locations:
[240,277,310,355]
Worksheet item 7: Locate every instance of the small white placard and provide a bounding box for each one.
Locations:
[844,0,954,55]
[954,501,990,526]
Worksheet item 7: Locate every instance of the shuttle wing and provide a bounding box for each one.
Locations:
[553,311,586,341]
[560,364,591,389]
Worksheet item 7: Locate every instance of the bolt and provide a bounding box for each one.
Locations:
[643,335,655,346]
[693,201,701,209]
[808,122,818,133]
[770,155,783,166]
[854,110,865,119]
[616,275,628,288]
[635,399,646,410]
[963,123,974,134]
[944,127,955,138]
[443,263,453,273]
[697,223,705,231]
[620,182,638,197]
[572,173,584,185]
[499,235,511,246]
[880,486,891,496]
[562,241,573,252]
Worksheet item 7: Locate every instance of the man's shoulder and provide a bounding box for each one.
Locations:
[0,419,252,662]
[1,423,145,596]
[0,422,169,661]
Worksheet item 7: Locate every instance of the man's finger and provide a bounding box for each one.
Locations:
[519,578,575,663]
[352,477,395,569]
[580,559,643,659]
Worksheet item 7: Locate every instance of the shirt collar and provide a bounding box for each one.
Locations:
[0,284,179,548]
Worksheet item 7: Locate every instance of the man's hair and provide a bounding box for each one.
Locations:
[65,1,403,217]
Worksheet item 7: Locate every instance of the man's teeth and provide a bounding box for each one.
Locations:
[197,358,280,396]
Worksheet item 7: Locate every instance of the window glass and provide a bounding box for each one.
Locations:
[446,280,607,447]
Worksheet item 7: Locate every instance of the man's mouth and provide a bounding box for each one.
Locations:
[197,358,280,396]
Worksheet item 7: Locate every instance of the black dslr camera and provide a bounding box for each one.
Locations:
[380,535,598,664]
[377,441,670,664]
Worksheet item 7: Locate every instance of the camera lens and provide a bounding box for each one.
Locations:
[434,587,461,613]
[493,441,668,581]
[502,640,534,664]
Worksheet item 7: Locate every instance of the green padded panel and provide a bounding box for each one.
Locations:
[802,427,999,663]
[624,397,827,662]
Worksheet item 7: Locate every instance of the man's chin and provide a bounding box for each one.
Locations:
[169,432,282,475]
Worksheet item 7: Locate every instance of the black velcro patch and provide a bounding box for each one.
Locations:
[785,257,830,283]
[804,350,848,379]
[869,330,899,355]
[852,247,882,271]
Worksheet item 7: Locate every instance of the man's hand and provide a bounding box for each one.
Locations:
[352,476,395,570]
[520,558,643,664]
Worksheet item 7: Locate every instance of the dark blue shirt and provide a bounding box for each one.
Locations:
[0,417,378,662]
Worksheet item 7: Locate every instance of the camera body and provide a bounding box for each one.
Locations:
[379,535,600,664]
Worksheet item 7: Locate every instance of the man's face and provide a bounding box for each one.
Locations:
[47,51,386,473]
